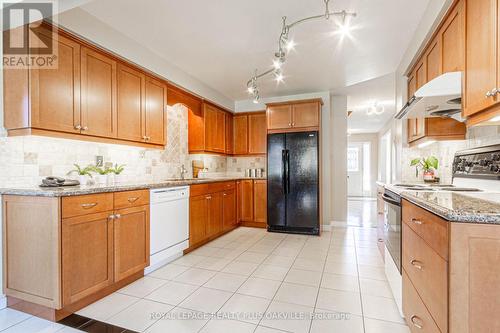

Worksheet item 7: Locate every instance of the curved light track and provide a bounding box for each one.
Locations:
[246,0,356,103]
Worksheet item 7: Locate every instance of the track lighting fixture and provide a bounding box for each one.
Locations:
[246,0,356,101]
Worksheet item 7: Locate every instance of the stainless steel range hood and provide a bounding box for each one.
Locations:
[395,71,463,121]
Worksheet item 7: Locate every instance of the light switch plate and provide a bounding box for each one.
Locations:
[95,156,103,167]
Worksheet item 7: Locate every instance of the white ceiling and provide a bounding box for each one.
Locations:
[79,0,429,101]
[334,73,397,134]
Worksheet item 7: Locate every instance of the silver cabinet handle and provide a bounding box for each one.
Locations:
[410,315,423,329]
[487,88,498,97]
[82,126,88,131]
[74,124,82,130]
[109,214,115,219]
[114,214,121,219]
[81,203,97,209]
[410,259,423,270]
[411,218,423,225]
[127,197,139,203]
[206,196,212,200]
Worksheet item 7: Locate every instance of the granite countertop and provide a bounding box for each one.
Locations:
[0,177,267,197]
[401,191,500,224]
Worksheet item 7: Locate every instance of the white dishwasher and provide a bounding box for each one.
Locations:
[147,186,190,274]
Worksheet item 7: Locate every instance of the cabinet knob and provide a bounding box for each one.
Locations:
[288,123,292,127]
[114,214,121,219]
[411,218,423,225]
[74,125,82,130]
[206,196,212,200]
[81,126,88,131]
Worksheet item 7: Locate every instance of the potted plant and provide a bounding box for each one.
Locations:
[67,164,94,186]
[92,165,113,185]
[410,156,439,182]
[110,164,126,184]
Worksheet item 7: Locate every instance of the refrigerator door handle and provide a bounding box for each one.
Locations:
[282,150,287,194]
[285,150,291,194]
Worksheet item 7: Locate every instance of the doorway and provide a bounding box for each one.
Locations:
[347,143,364,196]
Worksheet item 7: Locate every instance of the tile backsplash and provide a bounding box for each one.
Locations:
[0,104,266,188]
[402,125,500,183]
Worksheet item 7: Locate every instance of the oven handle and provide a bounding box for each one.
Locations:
[382,194,401,207]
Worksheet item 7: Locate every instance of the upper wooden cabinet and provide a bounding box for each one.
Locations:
[248,113,267,154]
[267,99,322,132]
[407,117,466,146]
[3,23,167,148]
[232,112,267,156]
[204,103,226,153]
[81,47,117,139]
[225,113,234,155]
[464,0,499,117]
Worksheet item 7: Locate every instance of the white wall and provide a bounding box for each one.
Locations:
[348,133,379,197]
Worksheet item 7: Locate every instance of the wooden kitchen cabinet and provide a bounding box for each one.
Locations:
[233,115,249,154]
[2,190,150,321]
[113,205,150,282]
[223,189,237,231]
[425,38,441,82]
[144,77,167,145]
[225,112,234,154]
[3,22,167,149]
[248,113,267,154]
[232,112,267,155]
[267,99,321,132]
[440,0,465,73]
[80,47,117,139]
[62,212,114,306]
[188,181,237,251]
[117,64,145,142]
[253,180,267,225]
[415,60,427,90]
[28,28,81,134]
[237,179,267,228]
[407,71,417,100]
[204,103,226,153]
[407,117,466,146]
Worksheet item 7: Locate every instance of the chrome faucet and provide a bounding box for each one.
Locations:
[180,164,188,180]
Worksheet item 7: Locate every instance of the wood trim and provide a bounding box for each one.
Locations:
[409,134,466,147]
[267,127,319,134]
[240,221,267,228]
[233,111,266,116]
[265,98,324,107]
[7,270,144,322]
[466,103,500,126]
[6,128,165,149]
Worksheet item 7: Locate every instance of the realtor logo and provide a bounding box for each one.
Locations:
[2,1,58,69]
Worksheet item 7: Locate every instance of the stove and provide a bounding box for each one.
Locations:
[383,144,500,316]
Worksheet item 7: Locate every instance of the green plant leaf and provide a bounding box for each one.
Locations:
[426,156,439,170]
[410,158,421,166]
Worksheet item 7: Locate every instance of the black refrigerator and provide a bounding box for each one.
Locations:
[267,131,319,235]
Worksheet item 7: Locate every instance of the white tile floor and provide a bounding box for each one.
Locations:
[0,226,409,333]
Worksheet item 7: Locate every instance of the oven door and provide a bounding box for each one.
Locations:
[383,192,402,273]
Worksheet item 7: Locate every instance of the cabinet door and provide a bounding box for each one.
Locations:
[145,77,167,145]
[425,38,441,82]
[225,113,234,154]
[415,60,427,90]
[267,105,292,130]
[248,113,267,154]
[117,64,145,142]
[215,110,226,152]
[207,192,223,237]
[292,102,320,128]
[81,47,117,138]
[253,180,267,224]
[188,103,205,152]
[62,212,114,306]
[441,0,465,73]
[190,195,208,245]
[239,180,254,221]
[30,30,81,133]
[465,0,498,116]
[233,115,249,155]
[113,205,149,282]
[222,189,237,230]
[204,104,217,152]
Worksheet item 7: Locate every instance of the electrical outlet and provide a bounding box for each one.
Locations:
[95,156,104,167]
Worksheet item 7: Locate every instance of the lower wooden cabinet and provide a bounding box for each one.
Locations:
[238,179,267,228]
[113,205,150,282]
[188,181,237,250]
[62,212,114,306]
[2,190,150,320]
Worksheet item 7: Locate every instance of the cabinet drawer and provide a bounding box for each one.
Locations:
[402,200,448,260]
[190,182,236,197]
[403,271,441,333]
[403,224,448,333]
[114,190,149,209]
[62,193,114,218]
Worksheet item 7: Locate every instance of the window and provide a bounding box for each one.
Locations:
[347,147,359,172]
